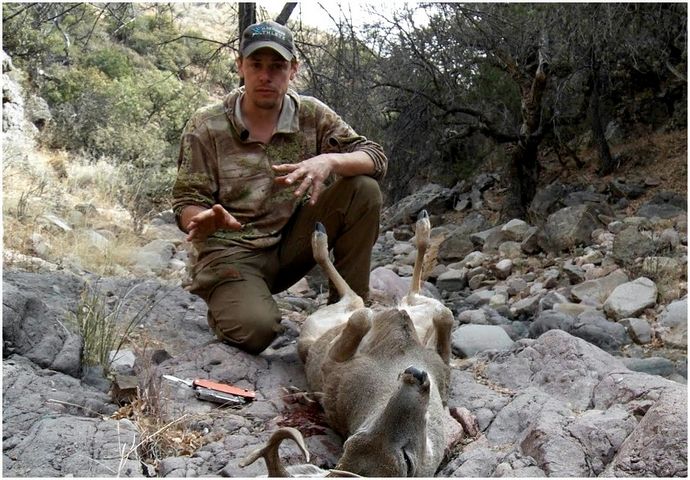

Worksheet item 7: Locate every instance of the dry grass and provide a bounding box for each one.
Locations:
[3,148,150,276]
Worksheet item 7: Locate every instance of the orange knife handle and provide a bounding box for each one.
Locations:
[193,379,256,399]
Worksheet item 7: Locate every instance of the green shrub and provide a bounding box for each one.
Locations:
[84,48,134,79]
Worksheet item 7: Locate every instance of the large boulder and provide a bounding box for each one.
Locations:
[3,274,85,378]
[538,204,612,252]
[603,277,658,320]
[636,191,687,219]
[448,330,686,477]
[380,183,452,230]
[611,225,657,267]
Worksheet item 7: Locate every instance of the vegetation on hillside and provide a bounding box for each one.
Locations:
[3,2,687,225]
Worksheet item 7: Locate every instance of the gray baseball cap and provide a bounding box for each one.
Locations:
[240,20,296,61]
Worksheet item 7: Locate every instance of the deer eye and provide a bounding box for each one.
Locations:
[402,449,414,476]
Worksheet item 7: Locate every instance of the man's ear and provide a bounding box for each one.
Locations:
[236,56,244,78]
[289,60,298,80]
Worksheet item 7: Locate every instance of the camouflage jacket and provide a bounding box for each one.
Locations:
[172,87,387,264]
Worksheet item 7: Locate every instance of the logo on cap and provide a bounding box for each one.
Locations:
[240,21,295,61]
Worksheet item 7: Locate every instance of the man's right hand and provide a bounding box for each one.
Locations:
[184,204,243,242]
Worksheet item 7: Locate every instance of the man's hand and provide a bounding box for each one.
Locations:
[184,204,242,242]
[273,151,375,206]
[272,154,335,205]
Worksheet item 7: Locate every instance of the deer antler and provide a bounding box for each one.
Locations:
[239,427,310,477]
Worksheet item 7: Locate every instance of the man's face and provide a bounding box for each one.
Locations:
[237,49,297,110]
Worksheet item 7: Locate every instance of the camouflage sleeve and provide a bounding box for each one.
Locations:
[316,102,388,181]
[172,119,217,232]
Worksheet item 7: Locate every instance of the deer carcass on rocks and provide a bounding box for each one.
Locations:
[242,210,455,476]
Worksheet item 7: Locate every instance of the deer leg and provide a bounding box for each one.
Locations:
[408,210,431,297]
[433,307,453,365]
[313,222,359,301]
[328,308,372,362]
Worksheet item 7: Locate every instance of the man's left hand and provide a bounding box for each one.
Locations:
[272,154,334,205]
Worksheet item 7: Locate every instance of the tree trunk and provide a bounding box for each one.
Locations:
[275,3,297,25]
[238,3,256,87]
[502,50,548,220]
[588,67,615,175]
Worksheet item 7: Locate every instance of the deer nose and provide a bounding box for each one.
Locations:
[403,366,428,386]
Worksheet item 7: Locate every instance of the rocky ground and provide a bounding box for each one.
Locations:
[3,50,688,477]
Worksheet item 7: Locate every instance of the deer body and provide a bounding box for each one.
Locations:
[242,212,454,477]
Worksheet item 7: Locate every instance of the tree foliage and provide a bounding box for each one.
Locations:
[3,2,686,221]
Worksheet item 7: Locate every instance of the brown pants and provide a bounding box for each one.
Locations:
[191,175,382,354]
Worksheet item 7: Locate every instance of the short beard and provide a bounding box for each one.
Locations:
[253,98,279,110]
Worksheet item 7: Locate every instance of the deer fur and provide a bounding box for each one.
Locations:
[242,210,454,477]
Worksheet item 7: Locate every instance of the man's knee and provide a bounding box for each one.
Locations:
[206,289,282,354]
[344,175,382,209]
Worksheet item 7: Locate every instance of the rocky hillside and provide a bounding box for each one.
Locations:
[3,51,688,476]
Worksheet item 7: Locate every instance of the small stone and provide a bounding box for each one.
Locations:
[468,274,486,290]
[493,259,513,280]
[619,317,653,344]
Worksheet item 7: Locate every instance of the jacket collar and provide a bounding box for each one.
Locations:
[224,87,300,141]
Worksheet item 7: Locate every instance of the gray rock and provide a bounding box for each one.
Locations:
[538,291,568,311]
[493,259,513,280]
[571,310,629,352]
[622,357,675,378]
[602,387,687,477]
[620,317,653,344]
[570,268,629,305]
[452,324,514,358]
[520,398,591,476]
[436,268,467,292]
[529,310,576,338]
[562,262,586,284]
[3,355,129,477]
[529,182,567,221]
[659,227,681,249]
[520,226,541,254]
[3,279,83,377]
[470,225,504,252]
[25,95,51,129]
[498,241,523,259]
[501,219,530,241]
[553,301,598,317]
[511,295,541,318]
[611,225,657,266]
[506,277,529,296]
[657,298,687,348]
[39,213,73,232]
[457,309,488,325]
[539,204,612,252]
[609,178,645,200]
[380,183,452,229]
[133,239,176,274]
[465,289,496,306]
[460,250,487,268]
[603,277,658,320]
[468,273,487,290]
[369,266,440,303]
[486,330,626,410]
[566,405,637,475]
[563,190,609,207]
[636,191,687,219]
[440,437,499,476]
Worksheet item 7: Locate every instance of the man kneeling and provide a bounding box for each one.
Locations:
[172,21,387,354]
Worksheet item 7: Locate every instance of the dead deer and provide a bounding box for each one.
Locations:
[242,210,454,476]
